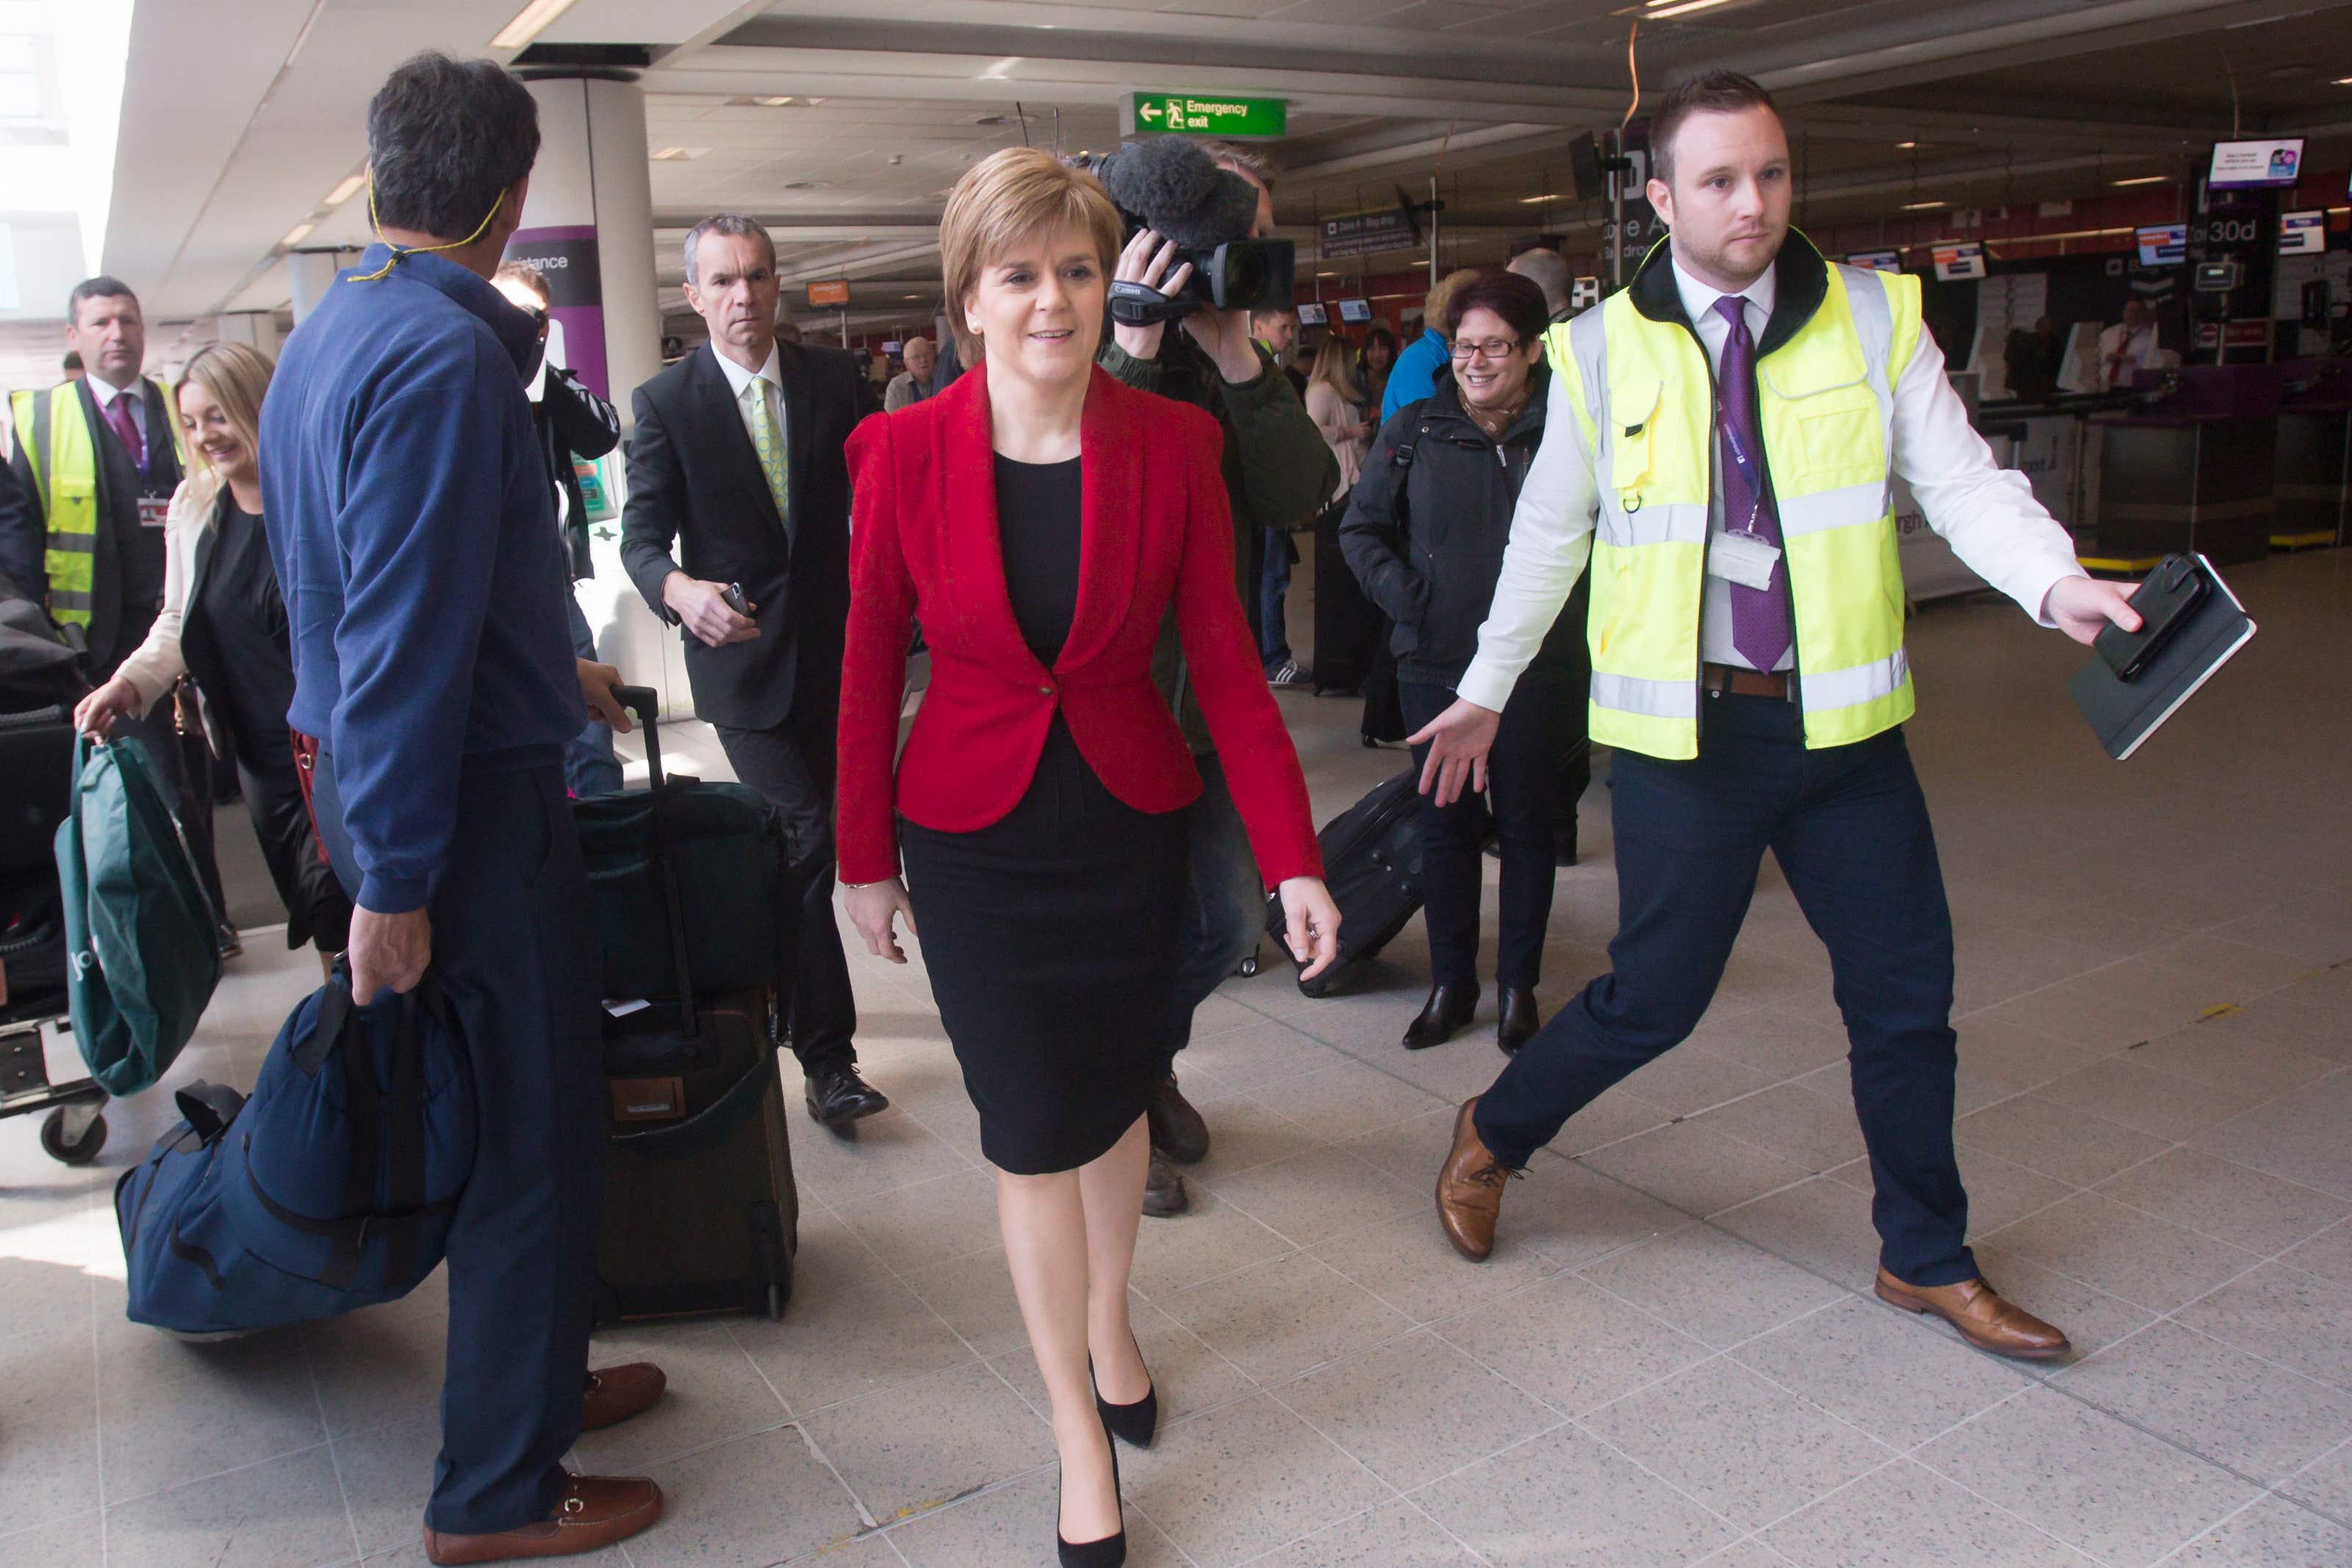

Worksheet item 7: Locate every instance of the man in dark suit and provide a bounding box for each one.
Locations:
[620,212,888,1132]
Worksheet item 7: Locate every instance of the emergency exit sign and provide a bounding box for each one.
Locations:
[1132,92,1285,137]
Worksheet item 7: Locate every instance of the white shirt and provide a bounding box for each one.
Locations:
[1673,259,1791,672]
[89,373,150,452]
[2098,321,2159,390]
[711,340,787,464]
[1454,251,2087,713]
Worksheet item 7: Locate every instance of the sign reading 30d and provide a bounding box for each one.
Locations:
[1132,92,1286,137]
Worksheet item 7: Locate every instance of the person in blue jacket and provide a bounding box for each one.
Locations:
[260,51,668,1566]
[1380,268,1478,422]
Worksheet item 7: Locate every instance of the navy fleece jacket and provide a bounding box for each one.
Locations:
[262,243,583,913]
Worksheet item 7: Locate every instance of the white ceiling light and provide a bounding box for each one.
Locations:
[1644,0,1736,17]
[491,0,579,51]
[281,221,315,248]
[1900,200,1947,210]
[650,147,708,162]
[324,173,365,206]
[1520,193,1561,204]
[2111,175,2169,187]
[1896,141,1916,149]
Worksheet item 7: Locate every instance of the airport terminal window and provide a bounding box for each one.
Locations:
[0,32,63,140]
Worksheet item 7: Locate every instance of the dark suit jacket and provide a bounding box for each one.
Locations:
[620,341,877,730]
[835,362,1323,891]
[4,376,182,672]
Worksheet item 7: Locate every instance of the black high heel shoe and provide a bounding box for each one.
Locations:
[1057,1411,1126,1567]
[1090,1339,1159,1448]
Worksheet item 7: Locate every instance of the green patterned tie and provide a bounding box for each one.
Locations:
[747,376,789,538]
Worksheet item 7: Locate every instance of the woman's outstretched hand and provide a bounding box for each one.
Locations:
[1278,877,1342,981]
[846,877,918,964]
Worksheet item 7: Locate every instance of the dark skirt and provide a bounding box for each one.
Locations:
[900,719,1190,1175]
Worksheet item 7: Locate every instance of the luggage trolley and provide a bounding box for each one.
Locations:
[0,702,108,1164]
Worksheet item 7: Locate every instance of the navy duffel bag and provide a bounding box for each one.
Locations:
[115,968,475,1334]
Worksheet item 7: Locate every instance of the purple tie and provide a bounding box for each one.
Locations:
[1714,296,1791,670]
[101,389,146,471]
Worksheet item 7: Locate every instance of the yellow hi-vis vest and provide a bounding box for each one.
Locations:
[9,379,186,628]
[1544,241,1923,760]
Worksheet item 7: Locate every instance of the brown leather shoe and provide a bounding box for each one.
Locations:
[580,1362,666,1432]
[1435,1098,1519,1262]
[1875,1268,2071,1361]
[423,1475,663,1564]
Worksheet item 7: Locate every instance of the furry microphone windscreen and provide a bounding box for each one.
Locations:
[1093,138,1261,250]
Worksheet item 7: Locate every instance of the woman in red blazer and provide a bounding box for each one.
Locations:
[836,149,1337,1565]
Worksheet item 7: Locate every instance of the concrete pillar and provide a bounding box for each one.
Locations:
[508,72,659,416]
[215,310,282,356]
[287,251,340,323]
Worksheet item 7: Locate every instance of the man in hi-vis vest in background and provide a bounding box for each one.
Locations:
[1420,71,2144,1362]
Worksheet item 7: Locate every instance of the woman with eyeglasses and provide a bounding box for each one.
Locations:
[1340,269,1591,1055]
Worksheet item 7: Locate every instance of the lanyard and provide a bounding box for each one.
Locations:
[1716,393,1772,539]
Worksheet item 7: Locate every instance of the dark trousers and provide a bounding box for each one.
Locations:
[311,755,603,1533]
[230,724,352,953]
[1400,675,1571,993]
[1257,526,1295,669]
[1159,756,1263,1065]
[1473,693,1977,1287]
[713,706,858,1074]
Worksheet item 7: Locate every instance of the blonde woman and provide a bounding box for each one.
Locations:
[75,342,352,966]
[836,148,1340,1564]
[1303,336,1373,503]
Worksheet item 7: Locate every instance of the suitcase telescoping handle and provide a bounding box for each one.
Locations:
[612,685,663,789]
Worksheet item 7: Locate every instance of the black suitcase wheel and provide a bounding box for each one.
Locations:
[40,1106,107,1166]
[1234,953,1259,979]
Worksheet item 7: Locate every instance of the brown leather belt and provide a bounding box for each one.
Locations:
[1701,662,1790,699]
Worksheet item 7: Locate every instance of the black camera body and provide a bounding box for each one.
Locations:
[1087,140,1295,326]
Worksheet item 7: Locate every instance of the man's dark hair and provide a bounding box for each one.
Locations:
[1650,70,1780,188]
[62,349,83,371]
[66,276,139,324]
[367,52,539,240]
[1442,269,1550,348]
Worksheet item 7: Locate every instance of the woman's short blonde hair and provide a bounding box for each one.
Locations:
[179,341,275,475]
[938,148,1123,363]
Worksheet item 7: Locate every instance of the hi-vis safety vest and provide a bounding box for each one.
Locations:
[1544,237,1922,760]
[9,380,186,628]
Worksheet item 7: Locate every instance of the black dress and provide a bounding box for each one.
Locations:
[897,456,1190,1175]
[182,494,353,952]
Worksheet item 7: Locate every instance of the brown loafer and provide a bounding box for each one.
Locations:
[1874,1268,2071,1361]
[423,1474,663,1564]
[1435,1098,1520,1262]
[580,1362,666,1432]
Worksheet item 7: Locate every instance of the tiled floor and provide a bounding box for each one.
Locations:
[5,549,2351,1567]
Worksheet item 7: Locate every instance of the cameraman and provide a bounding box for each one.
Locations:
[1098,143,1339,1218]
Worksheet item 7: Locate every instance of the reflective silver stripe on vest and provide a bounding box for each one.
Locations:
[1597,500,1710,549]
[1838,265,1898,515]
[1568,305,1609,469]
[1799,647,1910,711]
[1591,670,1699,720]
[46,587,94,611]
[1777,478,1892,538]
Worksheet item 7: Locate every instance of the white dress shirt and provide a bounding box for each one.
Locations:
[89,373,151,453]
[712,340,787,462]
[2097,321,2159,390]
[1454,252,2087,713]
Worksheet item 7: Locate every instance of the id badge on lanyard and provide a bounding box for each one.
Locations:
[137,495,170,530]
[1705,414,1781,593]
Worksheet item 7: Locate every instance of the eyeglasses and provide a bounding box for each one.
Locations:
[1449,337,1522,361]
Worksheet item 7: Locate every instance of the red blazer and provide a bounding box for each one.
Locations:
[837,361,1322,890]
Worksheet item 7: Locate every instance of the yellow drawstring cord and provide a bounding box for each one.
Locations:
[347,181,504,282]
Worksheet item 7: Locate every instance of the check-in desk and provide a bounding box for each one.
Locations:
[2276,361,2351,548]
[2090,367,2284,567]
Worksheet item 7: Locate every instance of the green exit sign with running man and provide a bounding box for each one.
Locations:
[1131,92,1287,137]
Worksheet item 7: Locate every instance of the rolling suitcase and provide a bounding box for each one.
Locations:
[583,688,800,1324]
[1265,769,1434,999]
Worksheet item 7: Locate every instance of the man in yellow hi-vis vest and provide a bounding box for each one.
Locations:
[1423,72,2142,1362]
[4,276,187,679]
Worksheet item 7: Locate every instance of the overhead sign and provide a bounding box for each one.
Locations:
[806,280,850,307]
[1932,242,1986,282]
[1319,209,1418,259]
[2207,137,2303,191]
[1337,298,1371,324]
[1602,124,1657,278]
[1295,301,1327,326]
[2279,209,2326,256]
[2135,224,2187,267]
[1846,250,1902,273]
[1132,92,1285,137]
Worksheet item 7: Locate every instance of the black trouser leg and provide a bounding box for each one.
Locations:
[1400,680,1491,990]
[1472,697,1784,1169]
[312,756,603,1535]
[235,731,352,954]
[713,711,858,1076]
[1771,727,1975,1287]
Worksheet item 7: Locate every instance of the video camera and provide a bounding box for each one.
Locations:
[1083,139,1295,328]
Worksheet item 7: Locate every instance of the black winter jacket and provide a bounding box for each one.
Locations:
[1338,367,1589,691]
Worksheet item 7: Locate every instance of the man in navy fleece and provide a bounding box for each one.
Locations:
[262,52,666,1566]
